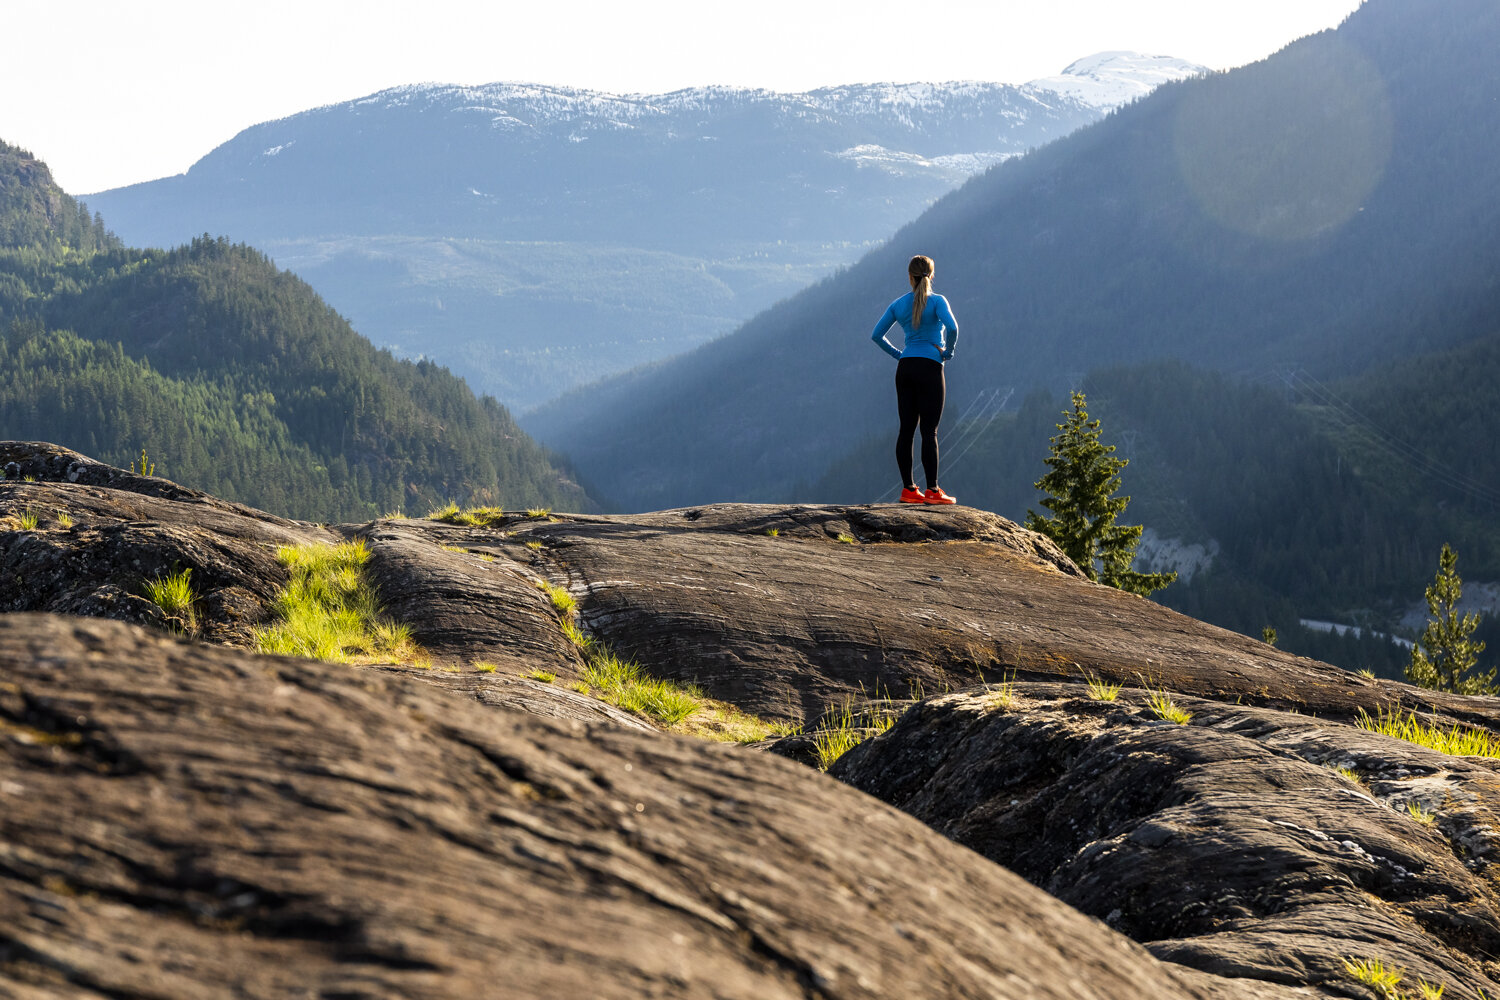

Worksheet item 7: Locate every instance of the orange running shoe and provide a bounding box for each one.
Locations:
[899,486,926,504]
[923,487,957,505]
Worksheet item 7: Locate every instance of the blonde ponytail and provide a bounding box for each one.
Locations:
[908,255,934,330]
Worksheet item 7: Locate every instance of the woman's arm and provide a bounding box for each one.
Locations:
[871,303,903,360]
[937,296,959,360]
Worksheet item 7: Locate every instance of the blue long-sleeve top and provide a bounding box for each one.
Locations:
[871,291,959,363]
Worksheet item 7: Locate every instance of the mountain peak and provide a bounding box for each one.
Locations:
[1030,51,1208,106]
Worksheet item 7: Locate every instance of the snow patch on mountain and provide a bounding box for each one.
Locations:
[321,52,1200,133]
[1028,52,1207,107]
[834,145,1016,176]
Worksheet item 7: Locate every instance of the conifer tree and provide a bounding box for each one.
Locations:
[1025,392,1175,597]
[1406,543,1493,695]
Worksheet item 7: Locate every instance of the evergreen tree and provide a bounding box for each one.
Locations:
[1406,543,1494,694]
[1025,392,1175,597]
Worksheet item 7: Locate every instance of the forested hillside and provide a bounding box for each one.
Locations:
[0,141,590,520]
[530,0,1500,513]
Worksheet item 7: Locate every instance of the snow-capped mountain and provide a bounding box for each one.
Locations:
[87,54,1202,411]
[1028,51,1208,106]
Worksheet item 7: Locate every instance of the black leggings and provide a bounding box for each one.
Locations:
[895,357,945,489]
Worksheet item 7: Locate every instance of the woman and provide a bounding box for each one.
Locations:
[870,254,959,504]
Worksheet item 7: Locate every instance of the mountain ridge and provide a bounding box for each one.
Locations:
[83,54,1204,410]
[89,52,1207,196]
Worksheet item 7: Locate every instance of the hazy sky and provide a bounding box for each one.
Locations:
[3,0,1365,194]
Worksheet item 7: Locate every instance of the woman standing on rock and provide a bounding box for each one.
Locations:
[870,254,959,504]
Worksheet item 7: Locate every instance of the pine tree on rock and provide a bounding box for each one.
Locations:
[1025,391,1175,597]
[1406,543,1494,695]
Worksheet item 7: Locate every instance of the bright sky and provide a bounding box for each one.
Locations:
[2,0,1365,195]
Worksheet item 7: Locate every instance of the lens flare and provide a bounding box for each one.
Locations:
[1173,37,1393,241]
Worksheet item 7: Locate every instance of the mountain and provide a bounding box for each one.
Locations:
[528,0,1500,514]
[84,55,1204,410]
[0,140,590,520]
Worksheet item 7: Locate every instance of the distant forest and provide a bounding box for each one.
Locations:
[0,141,590,520]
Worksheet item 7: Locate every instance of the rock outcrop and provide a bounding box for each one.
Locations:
[7,441,1500,998]
[0,615,1298,1000]
[7,441,1497,729]
[833,684,1500,998]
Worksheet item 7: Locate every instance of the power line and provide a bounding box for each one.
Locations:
[940,387,1014,483]
[1290,370,1500,509]
[874,386,1012,502]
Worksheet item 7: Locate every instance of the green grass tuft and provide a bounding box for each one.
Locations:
[428,503,511,527]
[526,507,553,520]
[1343,957,1404,997]
[535,579,577,616]
[427,501,461,522]
[1086,673,1122,701]
[538,587,793,741]
[560,618,593,651]
[524,669,557,684]
[583,651,700,725]
[812,699,896,770]
[836,532,857,544]
[253,540,421,664]
[472,662,498,673]
[1406,801,1438,826]
[765,527,780,537]
[1356,706,1500,759]
[56,511,73,529]
[16,509,38,531]
[1147,688,1192,725]
[143,567,197,632]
